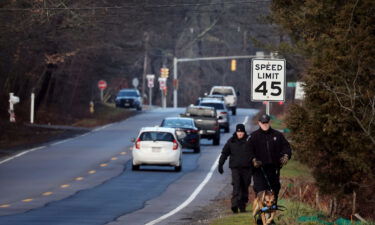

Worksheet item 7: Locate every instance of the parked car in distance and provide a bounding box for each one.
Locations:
[160,117,201,153]
[199,99,230,133]
[115,88,142,111]
[132,127,182,171]
[209,86,239,115]
[180,105,221,145]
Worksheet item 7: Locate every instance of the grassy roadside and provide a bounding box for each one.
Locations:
[210,158,375,225]
[209,159,335,225]
[210,199,322,225]
[0,103,137,156]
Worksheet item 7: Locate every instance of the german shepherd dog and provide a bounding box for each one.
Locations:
[252,190,276,225]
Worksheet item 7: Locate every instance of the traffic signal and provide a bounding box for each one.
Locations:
[230,59,236,71]
[160,67,169,78]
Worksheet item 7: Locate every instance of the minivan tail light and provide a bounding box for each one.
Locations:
[135,138,141,149]
[220,112,227,114]
[173,140,178,150]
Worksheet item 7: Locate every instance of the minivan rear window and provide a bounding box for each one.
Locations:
[140,132,175,142]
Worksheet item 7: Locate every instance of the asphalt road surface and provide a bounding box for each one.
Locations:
[0,108,258,225]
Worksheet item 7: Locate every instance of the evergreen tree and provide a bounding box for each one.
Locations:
[271,0,374,218]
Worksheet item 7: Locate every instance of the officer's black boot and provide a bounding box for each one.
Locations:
[231,206,238,214]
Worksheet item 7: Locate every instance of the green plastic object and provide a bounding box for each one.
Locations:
[335,218,361,225]
[298,216,362,225]
[297,216,333,225]
[283,128,291,133]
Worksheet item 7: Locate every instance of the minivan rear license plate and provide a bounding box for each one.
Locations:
[152,147,161,152]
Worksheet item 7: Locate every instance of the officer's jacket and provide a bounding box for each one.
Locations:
[219,134,253,168]
[249,128,292,166]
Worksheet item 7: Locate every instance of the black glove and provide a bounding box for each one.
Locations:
[280,154,289,166]
[252,158,262,168]
[218,164,224,174]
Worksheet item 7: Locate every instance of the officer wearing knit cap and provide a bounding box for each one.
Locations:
[218,123,253,213]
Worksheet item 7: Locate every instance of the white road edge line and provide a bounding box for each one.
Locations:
[145,154,221,225]
[145,116,249,225]
[0,146,45,165]
[0,122,114,164]
[51,138,72,146]
[243,116,249,125]
[93,124,112,132]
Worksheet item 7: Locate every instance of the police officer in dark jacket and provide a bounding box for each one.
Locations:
[218,124,252,213]
[249,114,292,205]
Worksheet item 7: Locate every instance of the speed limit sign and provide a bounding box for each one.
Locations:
[251,59,286,102]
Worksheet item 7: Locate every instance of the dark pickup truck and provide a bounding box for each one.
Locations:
[180,105,221,145]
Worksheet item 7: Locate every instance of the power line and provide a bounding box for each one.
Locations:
[0,0,271,12]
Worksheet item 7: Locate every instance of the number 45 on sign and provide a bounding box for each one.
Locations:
[251,59,286,102]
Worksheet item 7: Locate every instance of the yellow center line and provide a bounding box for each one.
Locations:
[0,204,10,208]
[75,177,84,181]
[111,157,118,161]
[42,192,53,196]
[120,152,127,155]
[100,163,108,167]
[60,184,70,188]
[22,198,33,203]
[88,170,96,174]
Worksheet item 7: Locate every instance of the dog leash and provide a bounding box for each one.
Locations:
[260,166,273,192]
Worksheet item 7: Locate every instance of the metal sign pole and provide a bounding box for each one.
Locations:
[149,87,152,107]
[30,93,35,124]
[162,91,166,108]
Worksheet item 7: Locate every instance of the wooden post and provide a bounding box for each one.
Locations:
[301,185,309,201]
[329,199,333,217]
[352,191,356,215]
[315,192,321,210]
[332,197,337,217]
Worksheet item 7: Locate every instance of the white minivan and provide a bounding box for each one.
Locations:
[209,86,239,115]
[132,127,182,172]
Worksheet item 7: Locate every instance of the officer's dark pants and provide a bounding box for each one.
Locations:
[231,167,252,209]
[252,165,281,203]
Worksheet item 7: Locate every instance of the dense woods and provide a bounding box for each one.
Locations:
[0,0,284,124]
[270,0,375,218]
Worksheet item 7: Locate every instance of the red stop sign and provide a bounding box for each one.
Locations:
[98,80,107,90]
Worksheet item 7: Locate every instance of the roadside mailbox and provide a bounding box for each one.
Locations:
[9,92,20,122]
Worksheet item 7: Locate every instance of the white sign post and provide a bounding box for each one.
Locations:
[295,81,305,100]
[98,80,107,102]
[251,59,286,114]
[146,74,155,107]
[158,77,167,108]
[30,93,35,124]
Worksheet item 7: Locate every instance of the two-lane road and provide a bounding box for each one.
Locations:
[0,108,258,225]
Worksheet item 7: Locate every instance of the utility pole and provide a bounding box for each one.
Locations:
[141,32,149,100]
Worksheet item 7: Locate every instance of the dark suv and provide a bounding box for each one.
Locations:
[115,89,142,111]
